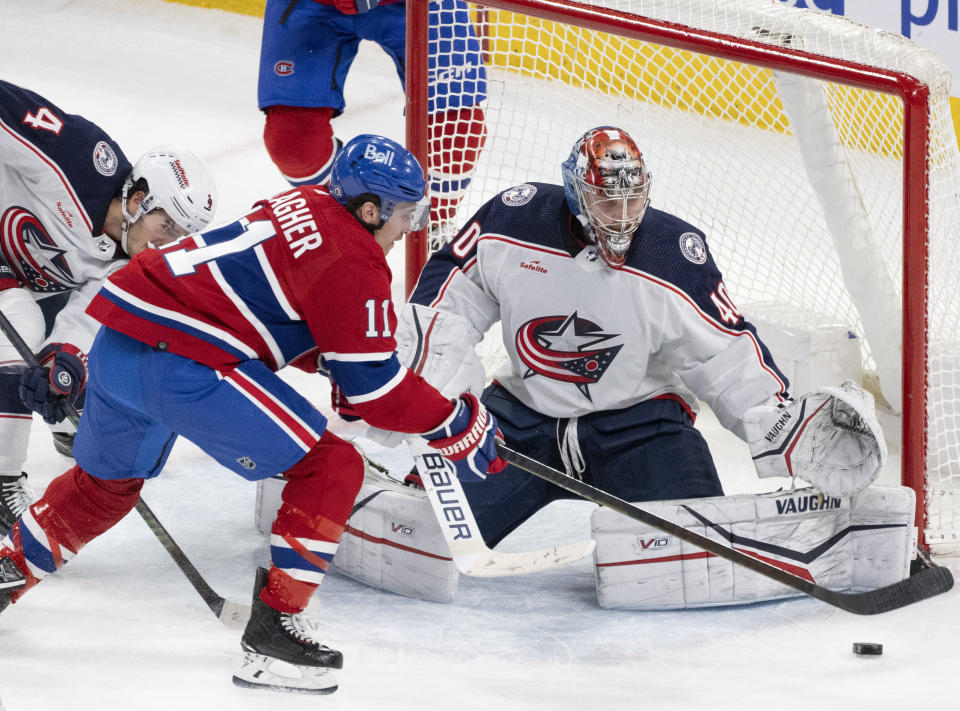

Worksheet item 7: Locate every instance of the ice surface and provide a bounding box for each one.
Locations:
[1,2,958,710]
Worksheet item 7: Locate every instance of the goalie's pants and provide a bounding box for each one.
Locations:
[463,383,723,547]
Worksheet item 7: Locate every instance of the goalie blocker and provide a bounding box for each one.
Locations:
[256,471,915,609]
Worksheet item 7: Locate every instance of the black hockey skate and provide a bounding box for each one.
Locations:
[232,567,342,694]
[0,555,27,614]
[0,473,33,538]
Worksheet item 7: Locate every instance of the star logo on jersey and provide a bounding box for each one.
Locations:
[514,312,623,400]
[0,206,77,293]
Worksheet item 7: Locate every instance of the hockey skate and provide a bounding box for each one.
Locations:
[0,473,34,538]
[232,567,342,694]
[0,555,27,614]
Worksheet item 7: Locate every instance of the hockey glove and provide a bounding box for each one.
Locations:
[422,393,507,482]
[743,380,886,497]
[18,343,87,425]
[332,0,383,14]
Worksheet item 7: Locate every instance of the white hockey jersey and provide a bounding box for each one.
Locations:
[408,183,789,436]
[0,80,131,351]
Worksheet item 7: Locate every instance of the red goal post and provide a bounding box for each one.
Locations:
[404,0,960,554]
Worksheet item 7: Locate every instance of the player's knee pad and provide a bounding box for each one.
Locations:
[263,105,340,186]
[591,486,915,610]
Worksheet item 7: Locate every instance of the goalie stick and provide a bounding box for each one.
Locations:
[0,309,250,629]
[408,438,595,576]
[496,443,954,615]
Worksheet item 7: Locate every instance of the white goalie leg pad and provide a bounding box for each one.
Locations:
[743,380,887,497]
[256,465,459,602]
[592,485,915,610]
[332,470,459,603]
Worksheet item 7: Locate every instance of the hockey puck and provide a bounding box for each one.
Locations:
[852,642,883,656]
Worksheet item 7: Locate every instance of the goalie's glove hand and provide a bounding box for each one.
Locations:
[422,393,507,482]
[332,0,383,14]
[743,380,886,497]
[18,343,87,425]
[329,379,361,422]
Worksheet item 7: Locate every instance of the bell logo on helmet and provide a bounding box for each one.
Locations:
[363,143,395,166]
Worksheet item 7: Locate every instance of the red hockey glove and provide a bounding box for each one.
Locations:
[422,393,507,482]
[18,343,87,425]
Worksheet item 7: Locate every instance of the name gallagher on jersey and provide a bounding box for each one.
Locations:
[268,191,323,258]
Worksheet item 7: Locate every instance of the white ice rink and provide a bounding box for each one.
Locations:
[2,1,960,709]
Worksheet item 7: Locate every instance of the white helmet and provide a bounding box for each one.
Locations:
[121,145,217,247]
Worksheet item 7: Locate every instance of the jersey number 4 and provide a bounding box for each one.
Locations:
[22,107,64,135]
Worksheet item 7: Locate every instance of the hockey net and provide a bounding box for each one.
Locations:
[404,0,960,554]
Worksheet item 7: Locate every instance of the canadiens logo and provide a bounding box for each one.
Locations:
[514,312,622,400]
[501,183,537,207]
[679,232,707,264]
[0,206,77,293]
[274,61,294,76]
[92,141,118,177]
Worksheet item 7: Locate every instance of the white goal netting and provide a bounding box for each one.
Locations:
[414,0,960,553]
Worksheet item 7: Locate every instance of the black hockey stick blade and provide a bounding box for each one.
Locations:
[496,442,954,614]
[0,308,250,628]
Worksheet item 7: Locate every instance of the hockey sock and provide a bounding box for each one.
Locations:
[264,431,364,613]
[0,368,32,478]
[2,466,143,603]
[427,106,487,226]
[263,106,341,186]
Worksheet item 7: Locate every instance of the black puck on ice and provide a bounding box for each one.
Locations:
[852,642,883,656]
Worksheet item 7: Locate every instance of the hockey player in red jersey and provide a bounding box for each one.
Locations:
[0,134,505,694]
[0,80,218,537]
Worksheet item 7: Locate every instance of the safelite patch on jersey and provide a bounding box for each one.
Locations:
[502,183,537,206]
[679,232,707,264]
[92,141,118,177]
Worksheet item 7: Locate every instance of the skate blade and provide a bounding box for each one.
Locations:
[232,652,338,695]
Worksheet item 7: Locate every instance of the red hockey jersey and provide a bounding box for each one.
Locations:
[87,186,452,433]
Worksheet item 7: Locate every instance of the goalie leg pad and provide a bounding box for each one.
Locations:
[592,485,914,610]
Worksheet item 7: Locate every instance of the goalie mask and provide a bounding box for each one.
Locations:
[562,127,652,268]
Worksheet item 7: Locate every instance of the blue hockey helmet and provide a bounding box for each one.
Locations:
[329,134,429,231]
[561,126,651,267]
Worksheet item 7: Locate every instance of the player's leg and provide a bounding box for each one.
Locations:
[581,397,724,501]
[460,383,561,547]
[0,326,166,609]
[258,0,358,186]
[0,288,46,537]
[371,0,488,244]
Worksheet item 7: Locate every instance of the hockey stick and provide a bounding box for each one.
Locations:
[408,438,595,576]
[496,442,954,615]
[0,309,250,629]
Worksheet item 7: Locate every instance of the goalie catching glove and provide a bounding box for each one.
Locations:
[422,393,507,482]
[743,380,886,497]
